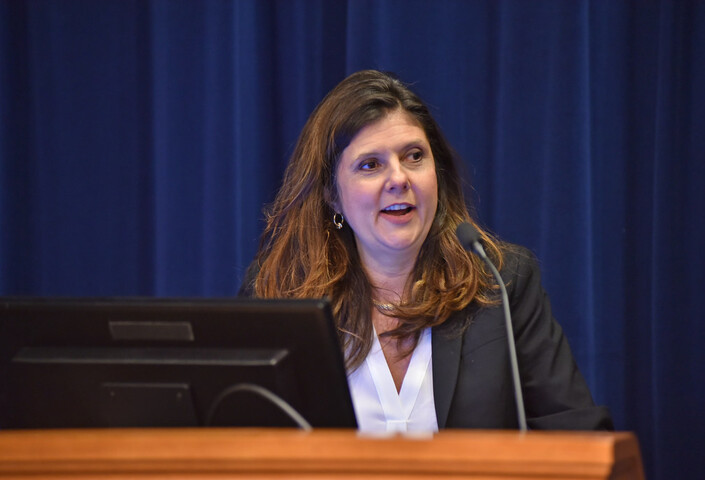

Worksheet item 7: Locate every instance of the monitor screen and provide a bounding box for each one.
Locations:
[0,297,357,429]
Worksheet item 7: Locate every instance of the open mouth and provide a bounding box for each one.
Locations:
[381,204,415,216]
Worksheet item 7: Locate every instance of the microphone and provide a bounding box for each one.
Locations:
[456,222,527,431]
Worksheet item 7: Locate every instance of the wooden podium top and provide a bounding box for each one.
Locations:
[0,428,644,479]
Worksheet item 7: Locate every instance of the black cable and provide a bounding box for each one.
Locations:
[205,383,313,431]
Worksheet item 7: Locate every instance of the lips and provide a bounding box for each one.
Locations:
[381,203,415,216]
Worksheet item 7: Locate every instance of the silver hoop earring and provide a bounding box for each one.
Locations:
[333,213,344,230]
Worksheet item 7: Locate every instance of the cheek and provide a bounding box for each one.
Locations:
[338,186,382,232]
[420,174,439,208]
[337,180,365,217]
[342,180,376,207]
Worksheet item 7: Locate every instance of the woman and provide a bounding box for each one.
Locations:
[240,70,612,432]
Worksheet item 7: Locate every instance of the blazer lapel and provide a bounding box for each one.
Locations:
[432,312,464,429]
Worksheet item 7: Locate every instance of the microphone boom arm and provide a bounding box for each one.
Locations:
[456,223,528,432]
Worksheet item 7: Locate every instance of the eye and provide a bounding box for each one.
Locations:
[407,149,424,162]
[359,159,380,170]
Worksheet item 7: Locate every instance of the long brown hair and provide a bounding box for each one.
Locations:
[252,70,504,369]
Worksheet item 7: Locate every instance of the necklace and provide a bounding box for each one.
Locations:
[373,300,396,313]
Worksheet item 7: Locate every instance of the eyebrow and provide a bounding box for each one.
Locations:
[352,139,429,163]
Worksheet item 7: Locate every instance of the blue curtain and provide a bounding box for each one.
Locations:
[1,1,703,478]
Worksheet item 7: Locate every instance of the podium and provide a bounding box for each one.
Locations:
[0,428,644,479]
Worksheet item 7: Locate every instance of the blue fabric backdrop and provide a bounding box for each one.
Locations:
[1,1,704,478]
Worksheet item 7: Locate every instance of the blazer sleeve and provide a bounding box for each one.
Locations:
[505,247,613,430]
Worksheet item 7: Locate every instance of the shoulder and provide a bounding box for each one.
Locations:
[434,243,539,335]
[497,243,540,284]
[495,243,545,310]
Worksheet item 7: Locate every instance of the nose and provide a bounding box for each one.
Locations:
[386,158,410,192]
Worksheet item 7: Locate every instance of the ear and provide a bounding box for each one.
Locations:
[323,185,342,215]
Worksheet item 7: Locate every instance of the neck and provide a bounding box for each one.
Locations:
[358,248,418,303]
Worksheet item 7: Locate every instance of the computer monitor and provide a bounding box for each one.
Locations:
[0,297,357,429]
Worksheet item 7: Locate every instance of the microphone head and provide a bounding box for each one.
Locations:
[456,222,481,251]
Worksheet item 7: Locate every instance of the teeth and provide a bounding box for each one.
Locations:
[384,204,410,211]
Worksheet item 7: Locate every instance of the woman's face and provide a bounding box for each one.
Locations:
[335,109,438,267]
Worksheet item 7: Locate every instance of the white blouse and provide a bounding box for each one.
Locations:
[347,328,438,433]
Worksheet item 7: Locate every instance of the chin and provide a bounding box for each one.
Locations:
[381,236,423,252]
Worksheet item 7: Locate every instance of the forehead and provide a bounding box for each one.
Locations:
[341,110,428,159]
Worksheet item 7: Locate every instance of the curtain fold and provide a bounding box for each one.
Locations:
[1,1,703,478]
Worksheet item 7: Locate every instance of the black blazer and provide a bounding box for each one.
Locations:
[239,246,613,431]
[433,247,612,430]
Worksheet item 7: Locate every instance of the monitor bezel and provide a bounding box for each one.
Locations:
[0,296,357,429]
